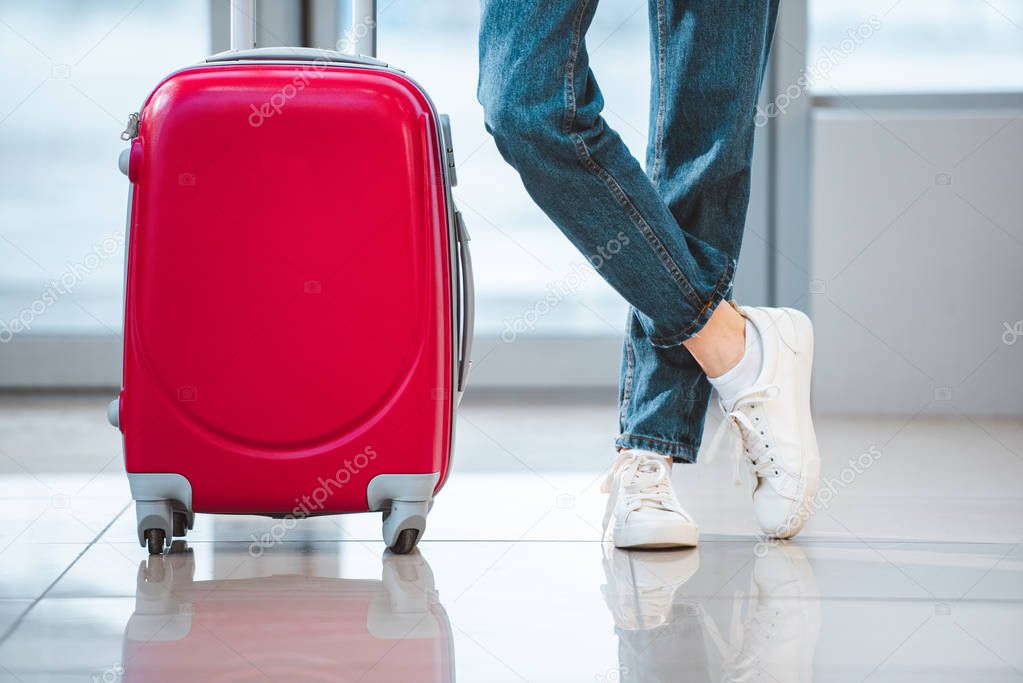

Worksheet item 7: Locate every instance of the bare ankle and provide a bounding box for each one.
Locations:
[683,301,746,378]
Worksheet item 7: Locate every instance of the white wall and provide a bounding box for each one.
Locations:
[809,108,1023,415]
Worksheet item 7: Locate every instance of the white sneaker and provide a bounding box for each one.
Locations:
[601,450,699,549]
[707,307,821,538]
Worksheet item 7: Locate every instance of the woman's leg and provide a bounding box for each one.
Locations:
[621,0,819,543]
[478,0,816,547]
[477,0,737,385]
[619,0,780,463]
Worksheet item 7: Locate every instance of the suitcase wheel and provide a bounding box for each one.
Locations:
[135,498,191,554]
[136,500,174,554]
[145,528,167,555]
[382,499,429,554]
[388,528,421,555]
[172,511,188,537]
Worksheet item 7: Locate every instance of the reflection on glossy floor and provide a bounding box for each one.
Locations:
[1,393,1022,681]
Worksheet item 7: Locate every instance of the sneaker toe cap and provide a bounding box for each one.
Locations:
[753,487,808,538]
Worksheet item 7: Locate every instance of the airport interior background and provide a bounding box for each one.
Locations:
[0,0,1022,680]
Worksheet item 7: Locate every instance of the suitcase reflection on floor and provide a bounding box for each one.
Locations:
[121,544,454,682]
[601,543,820,682]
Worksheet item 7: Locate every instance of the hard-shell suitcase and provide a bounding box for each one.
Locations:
[108,2,473,555]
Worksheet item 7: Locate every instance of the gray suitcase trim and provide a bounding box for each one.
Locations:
[128,473,194,548]
[207,46,387,69]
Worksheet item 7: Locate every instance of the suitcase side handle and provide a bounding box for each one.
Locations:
[455,211,474,393]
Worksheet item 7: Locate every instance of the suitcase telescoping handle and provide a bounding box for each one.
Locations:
[229,0,377,57]
[230,0,256,50]
[347,0,377,58]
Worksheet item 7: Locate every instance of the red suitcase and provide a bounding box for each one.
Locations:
[107,9,473,555]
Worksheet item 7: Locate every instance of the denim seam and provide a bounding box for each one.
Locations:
[651,0,667,182]
[619,326,635,425]
[559,0,701,310]
[648,259,735,348]
[561,0,591,135]
[568,132,703,309]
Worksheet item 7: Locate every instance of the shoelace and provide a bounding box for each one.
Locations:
[704,384,783,487]
[600,451,686,535]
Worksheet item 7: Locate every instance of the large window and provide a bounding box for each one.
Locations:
[808,0,1023,94]
[379,2,650,338]
[0,1,210,338]
[1,1,656,344]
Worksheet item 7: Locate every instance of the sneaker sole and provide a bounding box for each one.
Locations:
[774,308,821,539]
[612,521,699,549]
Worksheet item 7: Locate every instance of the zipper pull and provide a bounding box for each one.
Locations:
[121,112,140,141]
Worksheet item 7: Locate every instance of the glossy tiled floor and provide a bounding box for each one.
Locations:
[1,393,1022,681]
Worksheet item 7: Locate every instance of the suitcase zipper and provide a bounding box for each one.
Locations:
[121,112,140,140]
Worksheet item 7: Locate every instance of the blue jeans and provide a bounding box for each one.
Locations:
[478,0,778,462]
